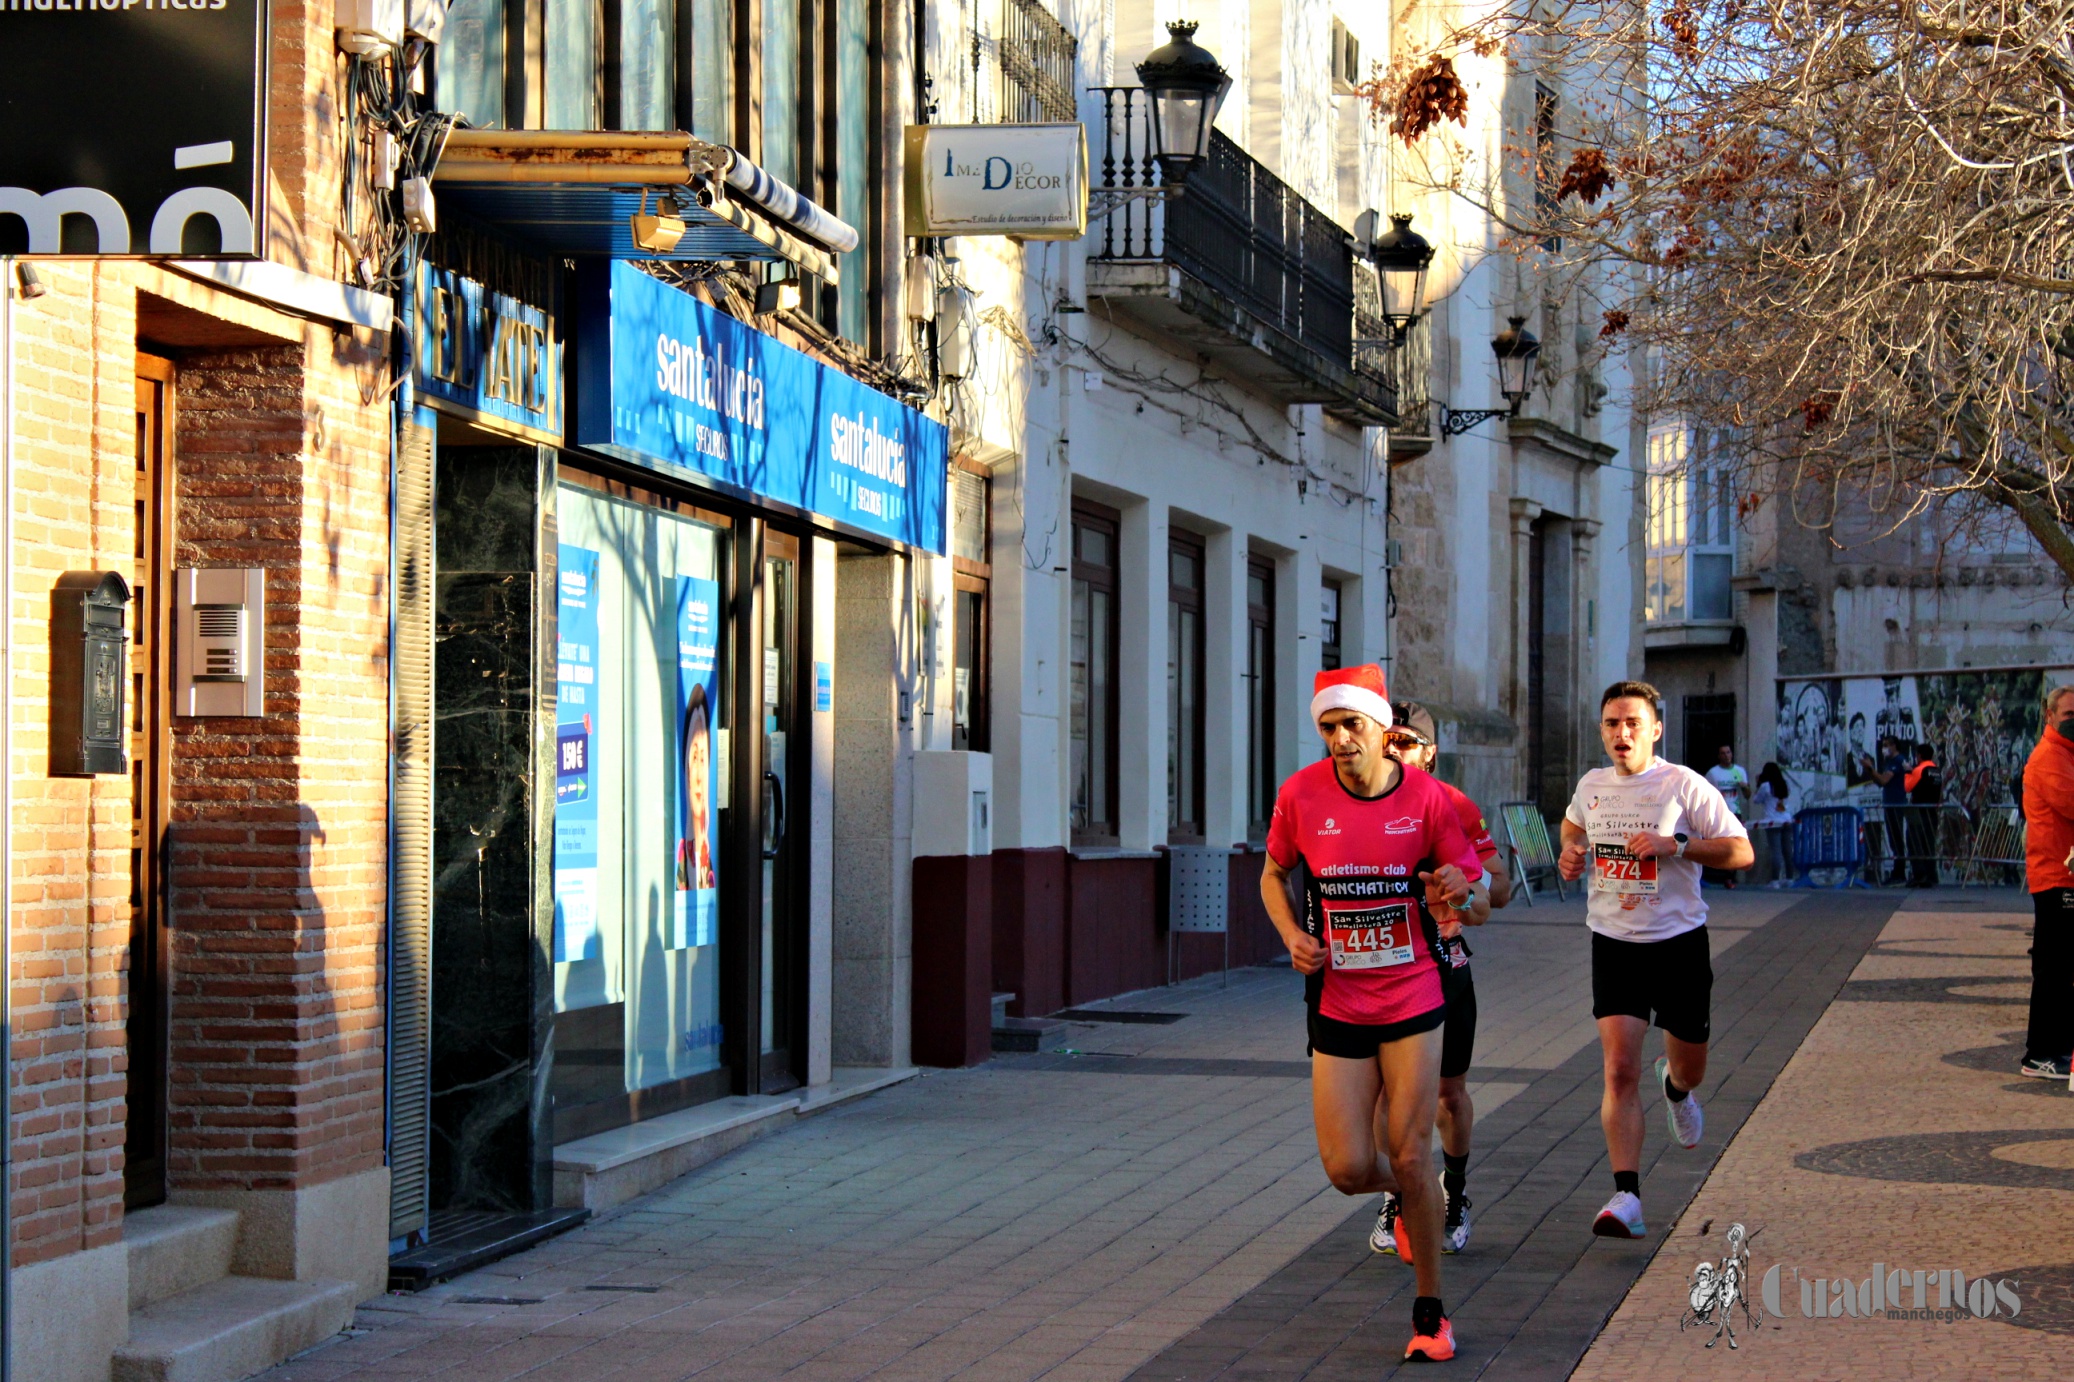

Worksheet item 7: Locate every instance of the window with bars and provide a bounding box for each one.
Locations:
[1071,502,1120,844]
[1167,533,1207,843]
[972,0,1079,124]
[1535,83,1561,252]
[1645,426,1737,622]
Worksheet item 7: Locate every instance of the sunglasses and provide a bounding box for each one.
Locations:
[1385,731,1432,750]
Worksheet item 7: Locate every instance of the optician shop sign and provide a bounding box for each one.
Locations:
[412,261,563,444]
[903,123,1087,240]
[576,262,949,554]
[0,2,268,257]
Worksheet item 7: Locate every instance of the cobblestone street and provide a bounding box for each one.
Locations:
[252,889,2073,1381]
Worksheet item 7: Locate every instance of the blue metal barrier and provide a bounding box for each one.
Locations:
[1792,806,1870,889]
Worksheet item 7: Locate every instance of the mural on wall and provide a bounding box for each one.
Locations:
[1775,668,2072,812]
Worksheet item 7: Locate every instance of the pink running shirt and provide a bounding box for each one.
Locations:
[1266,759,1484,1027]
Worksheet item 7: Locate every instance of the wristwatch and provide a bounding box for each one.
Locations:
[1674,832,1690,858]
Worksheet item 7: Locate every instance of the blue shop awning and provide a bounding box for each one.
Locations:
[433,131,843,283]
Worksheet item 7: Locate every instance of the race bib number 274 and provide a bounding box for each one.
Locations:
[1592,842,1659,895]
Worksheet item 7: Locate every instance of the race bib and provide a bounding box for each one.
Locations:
[1328,901,1416,971]
[1592,842,1659,895]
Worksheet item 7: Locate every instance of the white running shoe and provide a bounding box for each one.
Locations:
[1441,1180,1472,1253]
[1370,1191,1400,1254]
[1656,1056,1704,1149]
[1592,1190,1647,1238]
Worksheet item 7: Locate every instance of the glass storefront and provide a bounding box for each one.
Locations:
[552,481,733,1117]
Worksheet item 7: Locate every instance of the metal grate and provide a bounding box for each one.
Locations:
[994,0,1079,124]
[388,413,437,1241]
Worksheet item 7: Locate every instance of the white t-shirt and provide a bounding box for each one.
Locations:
[1705,763,1750,818]
[1565,759,1749,942]
[1748,782,1793,828]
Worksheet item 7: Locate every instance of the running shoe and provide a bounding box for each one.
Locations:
[1403,1314,1455,1362]
[2019,1055,2072,1079]
[1656,1056,1704,1149]
[1441,1185,1472,1254]
[1592,1190,1647,1238]
[1370,1191,1401,1255]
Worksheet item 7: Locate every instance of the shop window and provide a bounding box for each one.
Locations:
[1646,425,1735,622]
[951,468,990,752]
[1168,532,1206,843]
[553,481,733,1102]
[1320,577,1343,670]
[1070,502,1120,844]
[1246,556,1276,840]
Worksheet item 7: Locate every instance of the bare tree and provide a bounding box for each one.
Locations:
[1372,1,2074,578]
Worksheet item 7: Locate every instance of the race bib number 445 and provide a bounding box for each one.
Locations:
[1592,842,1659,895]
[1328,902,1416,971]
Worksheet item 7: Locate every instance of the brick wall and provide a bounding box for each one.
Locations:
[166,328,391,1193]
[5,264,142,1265]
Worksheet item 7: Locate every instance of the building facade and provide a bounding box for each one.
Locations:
[1641,418,2074,818]
[5,5,1649,1379]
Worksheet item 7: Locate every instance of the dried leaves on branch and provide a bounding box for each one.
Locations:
[1380,0,2074,577]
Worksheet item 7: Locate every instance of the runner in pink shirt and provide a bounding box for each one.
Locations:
[1261,665,1488,1362]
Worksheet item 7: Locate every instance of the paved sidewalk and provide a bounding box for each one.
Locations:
[1126,888,1894,1380]
[253,889,1817,1382]
[1571,891,2074,1380]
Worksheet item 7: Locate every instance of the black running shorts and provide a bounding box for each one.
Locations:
[1308,1003,1446,1060]
[1439,957,1477,1079]
[1590,926,1713,1044]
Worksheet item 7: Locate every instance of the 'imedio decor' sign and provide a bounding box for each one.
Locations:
[0,3,269,258]
[903,124,1087,240]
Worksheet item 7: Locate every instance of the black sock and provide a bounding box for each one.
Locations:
[1664,1072,1690,1104]
[1442,1152,1468,1195]
[1614,1170,1640,1196]
[1413,1295,1446,1334]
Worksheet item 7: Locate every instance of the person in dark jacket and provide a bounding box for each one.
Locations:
[1865,736,1910,884]
[1905,743,1943,888]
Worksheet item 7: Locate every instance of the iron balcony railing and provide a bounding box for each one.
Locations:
[1092,86,1360,375]
[979,0,1079,124]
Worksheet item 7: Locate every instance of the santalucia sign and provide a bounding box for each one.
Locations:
[575,262,949,554]
[903,123,1088,240]
[0,2,268,257]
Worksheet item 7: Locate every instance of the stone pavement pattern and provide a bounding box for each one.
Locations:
[1571,892,2074,1381]
[252,890,1812,1382]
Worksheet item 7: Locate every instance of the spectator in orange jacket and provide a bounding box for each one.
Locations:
[2019,685,2074,1080]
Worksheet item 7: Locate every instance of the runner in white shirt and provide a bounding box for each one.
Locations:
[1556,682,1753,1239]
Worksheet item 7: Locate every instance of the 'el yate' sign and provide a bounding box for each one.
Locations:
[412,262,564,444]
[576,262,948,554]
[0,3,268,258]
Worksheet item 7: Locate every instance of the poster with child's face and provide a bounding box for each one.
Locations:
[673,576,721,949]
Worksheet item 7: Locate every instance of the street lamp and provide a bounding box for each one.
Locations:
[1370,214,1433,348]
[1135,21,1232,186]
[1439,316,1542,438]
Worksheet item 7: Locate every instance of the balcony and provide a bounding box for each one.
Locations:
[1086,89,1397,426]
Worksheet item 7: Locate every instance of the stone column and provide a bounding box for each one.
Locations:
[1507,497,1544,798]
[1572,517,1603,787]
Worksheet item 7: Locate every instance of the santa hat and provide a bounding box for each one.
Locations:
[1311,664,1393,730]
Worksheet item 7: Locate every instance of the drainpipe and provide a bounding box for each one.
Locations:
[2,253,20,1382]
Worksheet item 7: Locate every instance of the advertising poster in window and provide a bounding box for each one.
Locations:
[554,545,603,963]
[673,576,722,948]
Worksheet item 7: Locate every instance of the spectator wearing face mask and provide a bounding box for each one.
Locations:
[2020,685,2074,1080]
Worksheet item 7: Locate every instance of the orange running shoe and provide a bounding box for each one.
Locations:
[1404,1314,1455,1362]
